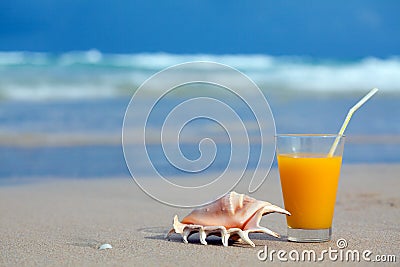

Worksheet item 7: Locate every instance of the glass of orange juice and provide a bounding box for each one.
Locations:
[276,134,345,242]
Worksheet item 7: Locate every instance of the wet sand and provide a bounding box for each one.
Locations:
[0,164,399,266]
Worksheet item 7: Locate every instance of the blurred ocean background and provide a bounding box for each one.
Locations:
[0,51,399,182]
[1,1,399,183]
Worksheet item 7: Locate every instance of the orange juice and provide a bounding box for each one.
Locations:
[277,153,342,229]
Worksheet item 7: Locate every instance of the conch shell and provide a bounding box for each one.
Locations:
[166,191,290,247]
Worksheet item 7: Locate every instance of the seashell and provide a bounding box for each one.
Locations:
[98,243,112,250]
[166,191,290,247]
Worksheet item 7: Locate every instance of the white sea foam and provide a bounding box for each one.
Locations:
[0,51,399,100]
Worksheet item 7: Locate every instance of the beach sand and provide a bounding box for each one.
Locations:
[1,164,399,266]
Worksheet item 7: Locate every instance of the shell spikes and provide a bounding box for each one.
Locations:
[166,191,290,247]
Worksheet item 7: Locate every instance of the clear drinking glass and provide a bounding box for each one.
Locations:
[276,134,345,242]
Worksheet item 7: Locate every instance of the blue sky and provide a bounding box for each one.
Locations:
[0,0,399,58]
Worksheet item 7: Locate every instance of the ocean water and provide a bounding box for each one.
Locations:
[0,51,399,182]
[1,50,400,100]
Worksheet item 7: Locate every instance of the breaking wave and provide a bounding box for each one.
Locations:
[0,50,399,100]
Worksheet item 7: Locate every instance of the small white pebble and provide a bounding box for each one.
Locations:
[98,243,112,250]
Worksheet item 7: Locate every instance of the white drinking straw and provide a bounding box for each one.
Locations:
[328,88,379,157]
